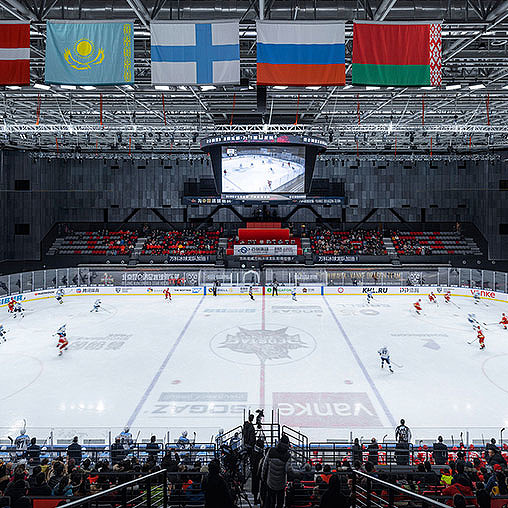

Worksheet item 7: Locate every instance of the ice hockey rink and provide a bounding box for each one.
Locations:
[222,154,305,193]
[1,289,508,443]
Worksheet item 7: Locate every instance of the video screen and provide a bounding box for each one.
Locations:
[221,146,306,193]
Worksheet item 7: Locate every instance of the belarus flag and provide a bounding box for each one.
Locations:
[0,22,30,85]
[352,21,442,87]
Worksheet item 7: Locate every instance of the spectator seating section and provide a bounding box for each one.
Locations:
[309,229,387,256]
[392,231,482,256]
[49,230,138,256]
[141,229,220,256]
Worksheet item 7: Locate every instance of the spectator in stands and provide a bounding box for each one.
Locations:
[486,438,499,453]
[202,459,234,508]
[262,434,295,508]
[110,436,126,464]
[146,435,160,462]
[487,448,507,468]
[27,437,41,465]
[47,460,65,491]
[433,436,449,465]
[452,462,473,489]
[352,438,362,464]
[367,438,379,465]
[251,438,265,505]
[28,472,51,496]
[4,472,28,508]
[67,436,82,464]
[319,474,349,508]
[486,469,508,496]
[53,475,73,497]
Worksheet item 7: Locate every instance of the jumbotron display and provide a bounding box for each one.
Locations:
[200,133,327,202]
[221,145,306,193]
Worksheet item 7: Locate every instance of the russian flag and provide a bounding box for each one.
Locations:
[256,21,345,86]
[0,22,30,85]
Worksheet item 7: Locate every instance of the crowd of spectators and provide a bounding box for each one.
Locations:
[308,228,387,256]
[54,230,138,256]
[141,229,220,256]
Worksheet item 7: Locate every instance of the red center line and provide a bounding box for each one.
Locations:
[259,287,266,407]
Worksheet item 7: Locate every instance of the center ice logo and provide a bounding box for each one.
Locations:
[210,325,316,366]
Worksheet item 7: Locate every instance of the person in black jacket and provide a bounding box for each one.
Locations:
[146,435,160,462]
[67,436,82,464]
[27,438,41,465]
[487,449,507,468]
[262,435,295,508]
[4,475,28,508]
[251,438,265,505]
[28,472,52,496]
[433,436,449,465]
[243,414,256,457]
[202,459,234,508]
[351,438,363,465]
[367,438,379,465]
[111,437,126,464]
[319,475,350,508]
[451,463,473,489]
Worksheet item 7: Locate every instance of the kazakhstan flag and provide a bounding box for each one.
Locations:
[45,20,134,85]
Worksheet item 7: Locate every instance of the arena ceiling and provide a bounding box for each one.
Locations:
[0,0,507,156]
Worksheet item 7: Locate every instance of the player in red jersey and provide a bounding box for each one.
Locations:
[428,292,437,303]
[500,313,508,330]
[56,325,68,356]
[7,298,15,313]
[477,326,485,349]
[164,288,172,301]
[444,291,451,303]
[414,299,422,314]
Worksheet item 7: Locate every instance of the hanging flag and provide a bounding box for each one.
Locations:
[45,20,134,85]
[151,21,240,85]
[256,21,345,86]
[0,22,30,85]
[352,21,442,86]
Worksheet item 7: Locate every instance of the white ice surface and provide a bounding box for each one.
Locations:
[1,292,507,442]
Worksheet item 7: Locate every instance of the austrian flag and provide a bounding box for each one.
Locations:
[352,21,442,86]
[0,22,30,85]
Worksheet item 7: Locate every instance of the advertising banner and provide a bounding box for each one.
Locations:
[233,244,298,256]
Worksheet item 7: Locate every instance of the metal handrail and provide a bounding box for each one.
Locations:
[353,469,450,508]
[62,468,168,508]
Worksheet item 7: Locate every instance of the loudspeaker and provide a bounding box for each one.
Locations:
[257,85,267,112]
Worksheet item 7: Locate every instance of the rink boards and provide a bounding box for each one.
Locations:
[1,285,507,305]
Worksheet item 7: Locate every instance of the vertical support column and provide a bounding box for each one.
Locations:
[259,0,265,20]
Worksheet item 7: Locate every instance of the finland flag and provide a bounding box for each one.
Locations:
[151,20,240,85]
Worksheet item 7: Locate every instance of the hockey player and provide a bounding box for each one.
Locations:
[477,326,486,349]
[177,430,192,464]
[249,286,255,301]
[291,288,297,301]
[413,299,422,315]
[118,426,133,449]
[56,324,68,356]
[0,324,6,342]
[366,290,373,305]
[468,313,479,330]
[164,288,172,301]
[13,300,24,319]
[14,426,30,460]
[378,346,394,373]
[7,298,15,313]
[212,279,219,297]
[428,292,437,304]
[272,279,279,296]
[499,313,508,330]
[444,291,451,303]
[55,288,64,304]
[90,299,101,312]
[473,291,481,305]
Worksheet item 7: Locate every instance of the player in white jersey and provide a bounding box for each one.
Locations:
[468,313,479,330]
[0,324,6,342]
[55,288,64,304]
[291,288,297,301]
[90,299,101,312]
[473,292,480,305]
[9,424,30,460]
[118,427,133,449]
[378,346,394,373]
[13,301,24,319]
[366,290,373,305]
